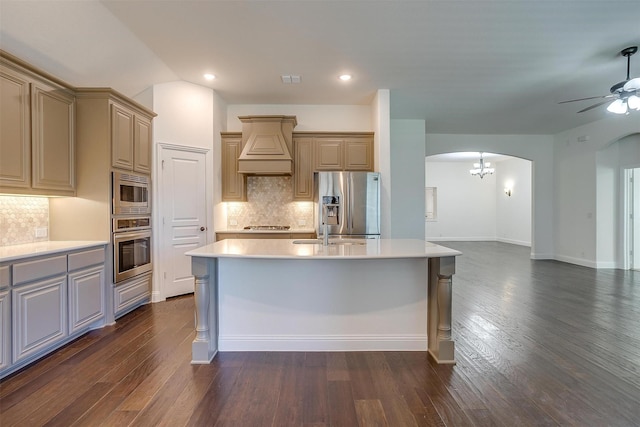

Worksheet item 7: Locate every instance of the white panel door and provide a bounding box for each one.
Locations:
[160,147,207,298]
[633,169,640,270]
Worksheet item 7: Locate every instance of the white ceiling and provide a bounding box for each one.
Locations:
[1,0,639,135]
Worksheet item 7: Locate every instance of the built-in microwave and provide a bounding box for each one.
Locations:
[112,171,150,215]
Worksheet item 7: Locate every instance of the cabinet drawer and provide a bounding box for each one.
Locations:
[114,274,150,316]
[68,247,105,272]
[12,255,67,286]
[0,265,10,289]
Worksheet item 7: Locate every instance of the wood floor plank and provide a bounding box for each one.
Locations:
[302,352,329,426]
[354,399,388,427]
[153,363,221,427]
[210,352,285,427]
[271,352,306,426]
[326,380,359,427]
[42,382,114,427]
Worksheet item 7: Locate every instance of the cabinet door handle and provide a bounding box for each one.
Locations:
[200,226,206,231]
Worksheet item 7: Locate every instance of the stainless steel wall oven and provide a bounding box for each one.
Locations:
[112,216,152,283]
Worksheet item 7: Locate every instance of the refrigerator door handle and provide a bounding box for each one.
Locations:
[348,173,354,231]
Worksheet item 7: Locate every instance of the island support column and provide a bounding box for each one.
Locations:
[191,257,218,364]
[427,256,456,364]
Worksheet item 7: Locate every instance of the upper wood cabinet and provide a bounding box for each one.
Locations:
[315,138,344,171]
[134,115,152,174]
[0,64,30,190]
[31,81,75,194]
[111,103,152,174]
[111,104,134,170]
[221,133,247,201]
[292,133,374,200]
[293,137,315,200]
[0,56,76,196]
[344,137,374,171]
[221,131,373,202]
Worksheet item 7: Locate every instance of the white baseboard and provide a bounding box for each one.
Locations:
[219,334,428,351]
[595,261,617,269]
[530,252,554,260]
[496,237,531,247]
[426,236,531,247]
[554,254,597,269]
[426,236,495,242]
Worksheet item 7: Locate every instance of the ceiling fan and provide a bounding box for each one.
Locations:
[559,46,640,114]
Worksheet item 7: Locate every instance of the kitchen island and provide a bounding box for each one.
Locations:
[186,239,461,364]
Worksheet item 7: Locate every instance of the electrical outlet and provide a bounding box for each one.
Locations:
[229,219,238,226]
[298,219,306,226]
[35,227,48,238]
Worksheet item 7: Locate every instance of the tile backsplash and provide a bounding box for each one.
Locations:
[226,176,315,228]
[0,196,49,246]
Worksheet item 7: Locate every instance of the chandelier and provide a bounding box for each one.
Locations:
[470,153,494,179]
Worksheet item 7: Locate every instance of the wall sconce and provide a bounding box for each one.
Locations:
[504,188,512,197]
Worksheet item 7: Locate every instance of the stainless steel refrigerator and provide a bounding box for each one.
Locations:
[315,171,381,238]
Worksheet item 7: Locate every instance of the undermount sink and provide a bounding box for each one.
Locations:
[292,239,367,246]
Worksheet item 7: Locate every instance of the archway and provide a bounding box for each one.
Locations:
[425,152,533,250]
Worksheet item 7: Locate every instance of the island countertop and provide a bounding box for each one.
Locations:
[186,238,461,260]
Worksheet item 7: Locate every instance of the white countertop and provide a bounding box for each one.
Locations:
[186,238,461,260]
[216,228,316,234]
[0,241,108,263]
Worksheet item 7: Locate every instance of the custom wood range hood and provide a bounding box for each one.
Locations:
[237,115,297,175]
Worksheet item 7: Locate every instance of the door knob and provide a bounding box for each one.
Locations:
[200,226,206,231]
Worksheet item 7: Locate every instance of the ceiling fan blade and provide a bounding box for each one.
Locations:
[558,94,612,104]
[577,99,612,113]
[623,77,640,91]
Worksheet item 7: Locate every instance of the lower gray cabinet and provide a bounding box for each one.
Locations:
[0,289,9,371]
[68,266,105,334]
[12,275,67,363]
[0,245,107,379]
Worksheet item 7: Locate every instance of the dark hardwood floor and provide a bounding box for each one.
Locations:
[2,241,640,426]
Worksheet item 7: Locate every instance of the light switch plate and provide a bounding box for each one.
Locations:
[35,227,48,238]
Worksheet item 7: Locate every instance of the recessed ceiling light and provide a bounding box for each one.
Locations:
[339,74,352,81]
[204,73,216,81]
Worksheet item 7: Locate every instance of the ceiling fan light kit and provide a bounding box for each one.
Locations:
[561,46,640,114]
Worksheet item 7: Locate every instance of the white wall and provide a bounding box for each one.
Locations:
[148,81,226,300]
[596,133,640,268]
[426,134,554,258]
[390,120,425,239]
[425,157,532,245]
[425,161,497,240]
[373,90,391,238]
[153,82,216,148]
[554,115,640,268]
[496,157,532,246]
[226,104,372,131]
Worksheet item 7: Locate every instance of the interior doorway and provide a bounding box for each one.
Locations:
[624,168,640,270]
[157,144,209,299]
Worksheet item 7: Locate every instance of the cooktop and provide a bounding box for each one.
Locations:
[243,225,291,230]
